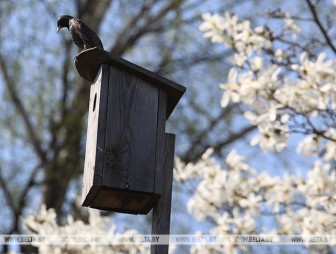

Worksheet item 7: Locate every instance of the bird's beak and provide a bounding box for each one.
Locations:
[57,27,61,33]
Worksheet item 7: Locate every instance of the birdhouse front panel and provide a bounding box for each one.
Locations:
[102,65,160,193]
[82,64,167,214]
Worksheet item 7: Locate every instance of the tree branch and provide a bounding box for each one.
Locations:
[0,167,15,215]
[111,0,186,56]
[0,163,41,233]
[78,0,114,32]
[182,124,256,163]
[305,0,336,54]
[0,56,47,165]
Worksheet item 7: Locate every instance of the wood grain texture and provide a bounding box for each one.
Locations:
[151,133,175,254]
[102,66,159,193]
[154,89,167,195]
[82,66,103,205]
[81,61,180,215]
[93,64,110,185]
[82,64,164,213]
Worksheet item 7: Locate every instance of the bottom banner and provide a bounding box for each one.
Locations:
[0,235,335,245]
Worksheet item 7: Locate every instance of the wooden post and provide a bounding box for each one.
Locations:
[151,134,175,254]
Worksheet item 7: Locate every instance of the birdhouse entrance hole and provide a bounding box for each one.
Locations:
[92,93,97,112]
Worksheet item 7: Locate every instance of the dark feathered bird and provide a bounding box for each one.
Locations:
[57,15,103,51]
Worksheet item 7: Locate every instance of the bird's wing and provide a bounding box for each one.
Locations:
[69,18,103,49]
[69,26,84,48]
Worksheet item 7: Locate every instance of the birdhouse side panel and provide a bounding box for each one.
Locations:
[102,66,159,193]
[153,88,167,196]
[82,67,103,203]
[82,65,111,206]
[92,65,111,185]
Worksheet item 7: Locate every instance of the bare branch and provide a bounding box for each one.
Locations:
[182,124,256,163]
[111,0,186,56]
[16,165,41,215]
[0,167,15,213]
[78,0,114,31]
[305,0,336,54]
[0,56,47,165]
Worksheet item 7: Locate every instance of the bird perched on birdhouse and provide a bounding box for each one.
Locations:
[57,15,104,51]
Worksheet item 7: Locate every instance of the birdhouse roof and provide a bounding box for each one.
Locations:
[75,47,186,119]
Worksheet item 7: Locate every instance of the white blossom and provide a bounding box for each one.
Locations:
[22,205,150,254]
[175,148,336,253]
[200,12,272,55]
[296,134,319,157]
[284,18,301,39]
[274,49,285,59]
[201,10,336,153]
[175,7,336,254]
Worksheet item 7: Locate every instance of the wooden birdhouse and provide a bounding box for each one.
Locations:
[75,48,185,215]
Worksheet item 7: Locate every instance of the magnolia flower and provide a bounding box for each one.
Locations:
[305,161,336,195]
[296,134,319,157]
[250,122,289,152]
[284,18,301,39]
[200,12,272,54]
[225,149,251,172]
[274,49,285,59]
[230,209,256,234]
[22,205,150,254]
[23,204,57,233]
[220,68,240,107]
[323,140,336,161]
[238,193,262,215]
[233,53,246,67]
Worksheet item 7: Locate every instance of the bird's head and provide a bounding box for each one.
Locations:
[57,15,74,33]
